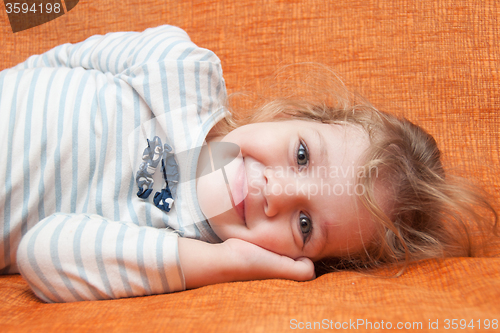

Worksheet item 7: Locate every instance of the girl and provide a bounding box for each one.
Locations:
[0,25,496,303]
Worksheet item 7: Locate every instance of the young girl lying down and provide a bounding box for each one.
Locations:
[0,25,497,303]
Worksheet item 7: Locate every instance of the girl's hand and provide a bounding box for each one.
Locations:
[178,237,315,290]
[221,238,315,282]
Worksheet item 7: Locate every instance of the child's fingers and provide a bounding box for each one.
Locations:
[223,238,316,282]
[280,256,315,281]
[264,254,315,281]
[294,257,316,280]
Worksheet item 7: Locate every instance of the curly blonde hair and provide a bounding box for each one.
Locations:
[213,65,498,275]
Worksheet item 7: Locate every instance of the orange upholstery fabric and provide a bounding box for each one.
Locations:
[1,0,499,332]
[1,259,500,331]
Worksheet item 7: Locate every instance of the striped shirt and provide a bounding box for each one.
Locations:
[0,25,227,302]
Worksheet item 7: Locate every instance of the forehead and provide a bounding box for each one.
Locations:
[288,120,370,162]
[284,119,367,141]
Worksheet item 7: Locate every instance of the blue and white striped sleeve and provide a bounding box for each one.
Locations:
[12,25,192,74]
[16,213,185,303]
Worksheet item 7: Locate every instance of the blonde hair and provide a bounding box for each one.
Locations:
[214,65,499,275]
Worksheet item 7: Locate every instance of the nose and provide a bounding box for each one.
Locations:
[263,167,307,217]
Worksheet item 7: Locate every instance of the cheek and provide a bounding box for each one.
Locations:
[245,223,300,258]
[196,170,234,221]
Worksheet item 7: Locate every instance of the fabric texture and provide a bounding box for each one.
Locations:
[0,0,499,331]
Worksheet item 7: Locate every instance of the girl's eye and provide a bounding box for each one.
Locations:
[299,212,312,241]
[297,141,309,166]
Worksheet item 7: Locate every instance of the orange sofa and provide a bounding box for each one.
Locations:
[1,1,499,332]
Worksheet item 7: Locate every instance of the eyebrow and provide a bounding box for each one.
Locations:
[311,128,329,168]
[309,128,331,257]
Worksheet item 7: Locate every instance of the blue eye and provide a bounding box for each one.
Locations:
[296,141,309,166]
[299,212,312,242]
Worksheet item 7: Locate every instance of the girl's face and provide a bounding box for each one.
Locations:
[196,120,380,262]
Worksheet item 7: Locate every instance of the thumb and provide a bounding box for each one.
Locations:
[291,257,316,281]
